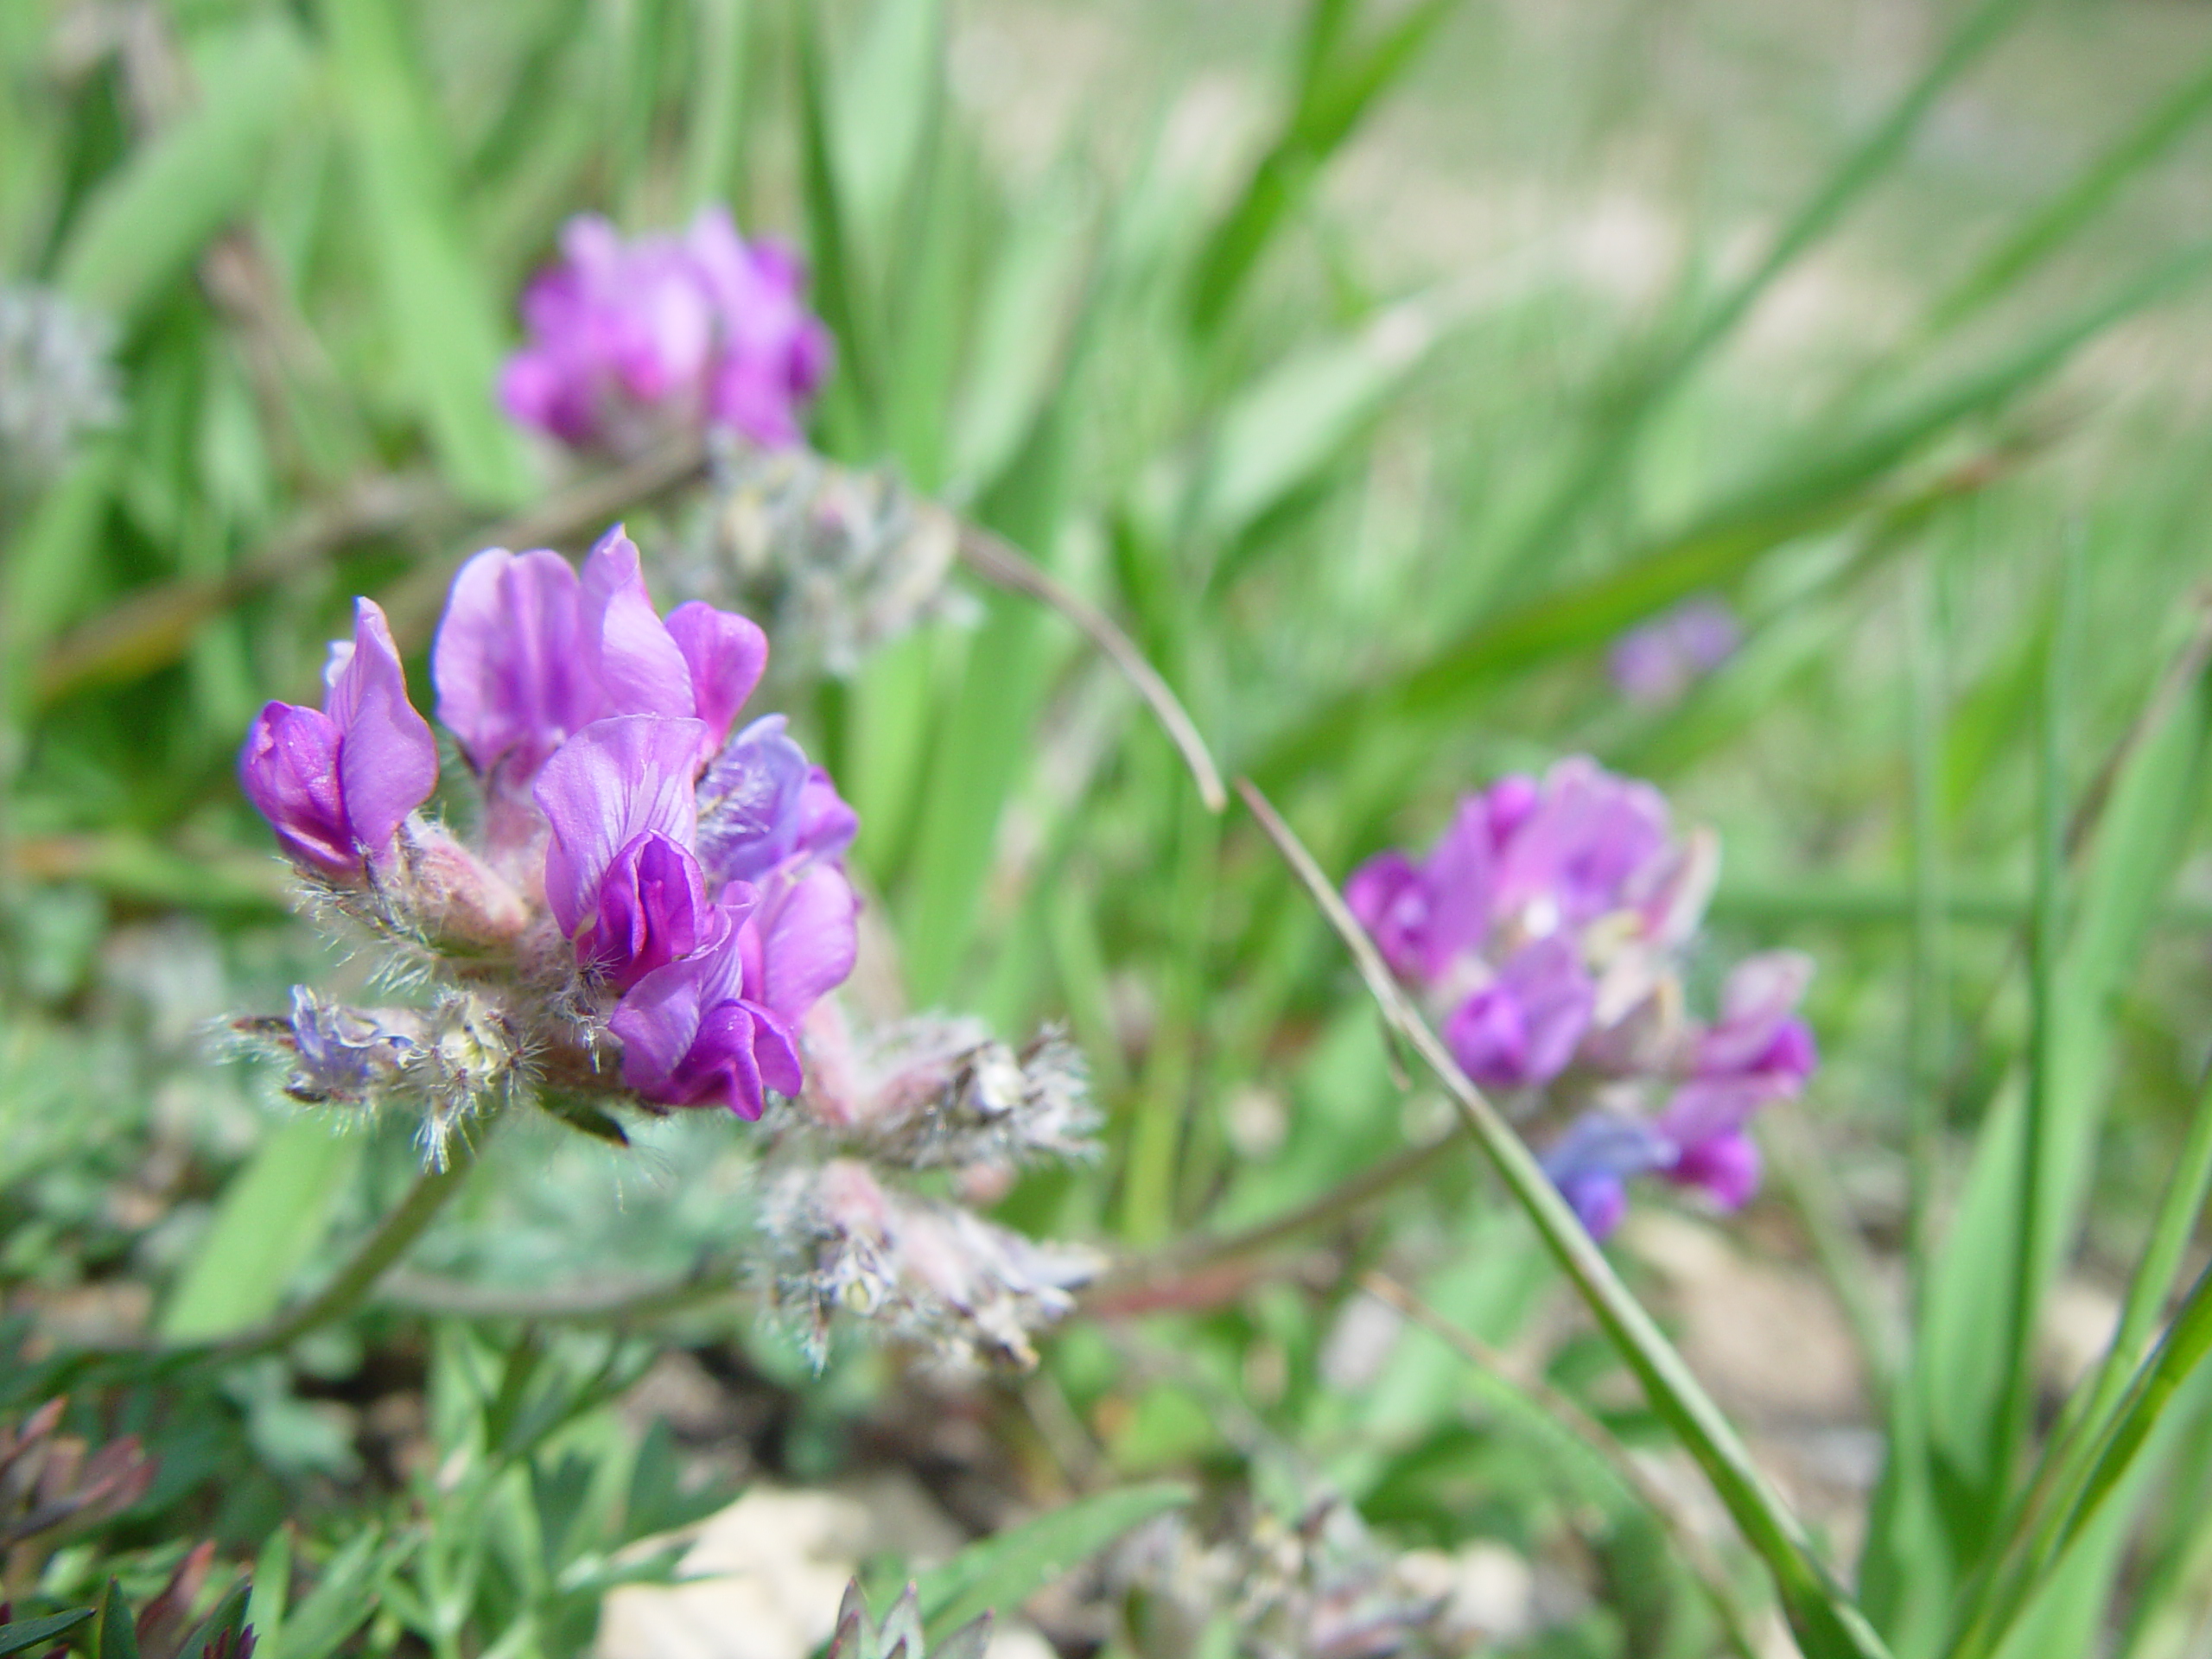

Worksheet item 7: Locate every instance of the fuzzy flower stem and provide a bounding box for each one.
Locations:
[1235,778,1891,1659]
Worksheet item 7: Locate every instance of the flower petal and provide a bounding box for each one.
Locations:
[664,600,768,753]
[239,701,353,874]
[533,715,706,936]
[326,599,438,862]
[433,547,594,779]
[579,525,696,724]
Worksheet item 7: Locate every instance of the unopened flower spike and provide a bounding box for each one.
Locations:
[670,442,976,681]
[501,207,830,456]
[230,524,861,1156]
[1347,755,1817,1236]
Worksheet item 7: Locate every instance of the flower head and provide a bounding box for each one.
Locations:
[233,524,858,1140]
[500,207,830,454]
[1348,756,1816,1234]
[238,599,438,880]
[1609,594,1740,707]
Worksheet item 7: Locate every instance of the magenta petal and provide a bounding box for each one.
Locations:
[583,831,711,992]
[1344,851,1433,982]
[1669,1128,1762,1210]
[758,860,859,1025]
[533,715,707,936]
[434,547,594,779]
[795,769,858,861]
[239,702,355,875]
[580,526,696,722]
[664,600,768,752]
[609,956,709,1096]
[326,599,438,862]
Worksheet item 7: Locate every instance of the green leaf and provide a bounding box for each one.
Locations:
[0,1609,93,1657]
[54,16,313,328]
[1188,290,1456,554]
[158,1117,363,1342]
[95,1580,139,1659]
[915,1482,1193,1638]
[318,0,533,508]
[831,0,944,263]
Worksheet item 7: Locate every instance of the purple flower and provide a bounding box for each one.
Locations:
[238,599,438,878]
[434,525,766,795]
[1659,951,1817,1162]
[533,710,859,1115]
[1540,1114,1675,1239]
[1489,758,1672,932]
[607,903,801,1119]
[1442,934,1594,1090]
[534,715,710,990]
[499,207,831,453]
[1609,594,1741,707]
[695,715,860,888]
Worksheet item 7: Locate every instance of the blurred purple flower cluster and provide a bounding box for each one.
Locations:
[500,207,831,454]
[1607,594,1740,707]
[236,525,857,1138]
[1346,757,1815,1236]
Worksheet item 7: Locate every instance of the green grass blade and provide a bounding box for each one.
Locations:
[1921,53,2212,340]
[54,15,312,330]
[916,1481,1193,1638]
[1187,0,1459,334]
[319,0,532,508]
[1238,781,1891,1659]
[1258,238,2212,783]
[679,0,749,212]
[1188,289,1457,556]
[158,1116,362,1342]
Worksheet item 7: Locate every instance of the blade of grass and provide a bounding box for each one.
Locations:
[1492,0,2037,580]
[54,15,312,331]
[1259,239,2212,784]
[318,0,532,508]
[1360,1269,1766,1659]
[1236,779,1891,1659]
[679,0,749,212]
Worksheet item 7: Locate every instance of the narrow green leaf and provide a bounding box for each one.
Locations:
[1259,238,2212,785]
[950,181,1090,493]
[0,1609,93,1657]
[55,16,312,328]
[915,1482,1193,1638]
[1189,289,1455,551]
[158,1117,363,1341]
[831,0,944,260]
[680,0,750,212]
[95,1580,139,1659]
[319,0,532,508]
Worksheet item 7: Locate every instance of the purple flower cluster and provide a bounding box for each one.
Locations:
[500,208,831,454]
[237,526,857,1124]
[1607,594,1740,707]
[1346,757,1815,1236]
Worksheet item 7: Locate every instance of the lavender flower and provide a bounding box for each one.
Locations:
[500,207,830,454]
[232,524,859,1141]
[1346,756,1816,1236]
[1608,594,1740,707]
[238,599,439,880]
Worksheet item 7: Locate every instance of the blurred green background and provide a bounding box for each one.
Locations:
[7,1,2212,1656]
